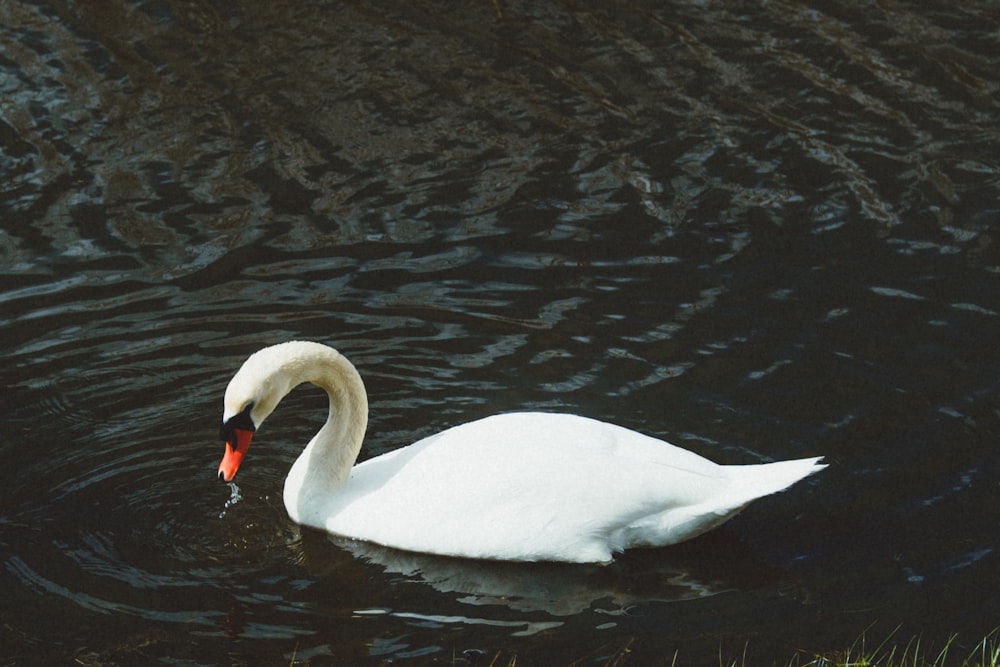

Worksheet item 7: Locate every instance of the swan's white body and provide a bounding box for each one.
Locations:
[218,341,825,563]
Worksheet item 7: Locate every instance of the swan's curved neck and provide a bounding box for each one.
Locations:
[306,351,369,482]
[280,345,369,522]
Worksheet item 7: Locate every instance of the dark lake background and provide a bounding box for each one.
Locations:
[3,0,1000,664]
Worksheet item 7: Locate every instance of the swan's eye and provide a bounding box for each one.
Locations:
[220,403,256,444]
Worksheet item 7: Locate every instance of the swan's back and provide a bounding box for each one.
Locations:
[304,412,823,563]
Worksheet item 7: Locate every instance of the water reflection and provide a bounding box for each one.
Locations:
[307,532,758,618]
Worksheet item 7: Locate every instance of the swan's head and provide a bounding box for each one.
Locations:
[217,345,296,482]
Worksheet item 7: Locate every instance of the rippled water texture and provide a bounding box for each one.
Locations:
[3,0,1000,664]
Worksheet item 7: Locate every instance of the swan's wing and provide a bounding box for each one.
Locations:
[324,413,731,562]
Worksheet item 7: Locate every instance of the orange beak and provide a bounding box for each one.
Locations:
[218,427,253,482]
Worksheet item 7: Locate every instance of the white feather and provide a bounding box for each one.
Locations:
[219,341,825,563]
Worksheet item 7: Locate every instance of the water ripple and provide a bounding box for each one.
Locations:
[3,0,1000,663]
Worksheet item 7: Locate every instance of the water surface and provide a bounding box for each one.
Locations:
[3,0,1000,663]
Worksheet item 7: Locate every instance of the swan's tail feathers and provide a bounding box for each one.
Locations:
[615,456,826,550]
[722,456,826,513]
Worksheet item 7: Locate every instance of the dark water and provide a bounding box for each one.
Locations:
[3,0,1000,664]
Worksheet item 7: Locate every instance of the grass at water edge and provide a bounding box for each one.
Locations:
[446,627,1000,667]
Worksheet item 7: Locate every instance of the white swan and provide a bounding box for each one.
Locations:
[217,341,825,563]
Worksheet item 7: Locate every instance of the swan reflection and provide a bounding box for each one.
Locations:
[293,528,781,620]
